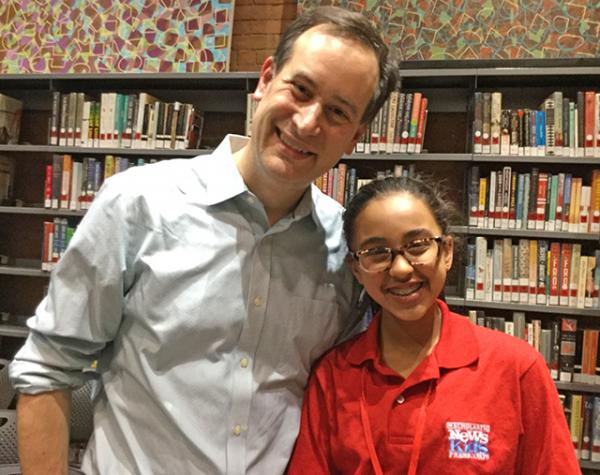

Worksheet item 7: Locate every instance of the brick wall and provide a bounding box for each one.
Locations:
[230,0,297,72]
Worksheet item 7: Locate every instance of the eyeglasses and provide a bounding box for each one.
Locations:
[350,236,444,273]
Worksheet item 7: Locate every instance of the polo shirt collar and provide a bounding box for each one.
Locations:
[346,299,479,371]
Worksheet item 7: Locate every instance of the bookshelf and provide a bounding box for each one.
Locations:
[2,61,600,472]
[330,59,600,473]
[0,72,259,357]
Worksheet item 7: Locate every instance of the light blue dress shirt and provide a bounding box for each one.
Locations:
[10,135,359,474]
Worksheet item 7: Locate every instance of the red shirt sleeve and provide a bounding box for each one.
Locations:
[287,362,334,474]
[515,354,581,474]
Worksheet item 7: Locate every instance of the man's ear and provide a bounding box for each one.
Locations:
[442,235,454,271]
[345,123,367,154]
[254,56,275,101]
[346,254,364,285]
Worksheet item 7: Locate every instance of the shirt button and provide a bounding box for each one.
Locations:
[233,425,242,436]
[396,394,405,404]
[240,358,249,368]
[253,296,262,306]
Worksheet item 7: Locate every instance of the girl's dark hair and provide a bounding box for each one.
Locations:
[272,6,398,125]
[342,175,461,250]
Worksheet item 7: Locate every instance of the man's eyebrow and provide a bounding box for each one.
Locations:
[292,72,359,116]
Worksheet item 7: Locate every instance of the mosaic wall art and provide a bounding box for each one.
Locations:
[0,0,235,73]
[298,0,600,60]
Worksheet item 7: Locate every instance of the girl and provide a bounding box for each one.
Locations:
[288,176,578,474]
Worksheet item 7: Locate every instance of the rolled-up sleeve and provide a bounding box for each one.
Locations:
[10,175,133,393]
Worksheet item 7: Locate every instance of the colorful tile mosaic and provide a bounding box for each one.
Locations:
[0,0,235,73]
[298,1,600,60]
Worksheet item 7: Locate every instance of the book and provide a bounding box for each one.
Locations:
[490,92,502,154]
[482,92,491,154]
[407,92,422,154]
[559,317,578,382]
[473,92,483,153]
[0,156,14,205]
[0,93,22,145]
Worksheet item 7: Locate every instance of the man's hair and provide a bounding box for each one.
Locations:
[272,6,398,125]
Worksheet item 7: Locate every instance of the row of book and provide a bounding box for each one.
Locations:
[0,156,14,205]
[473,90,600,157]
[48,91,204,150]
[315,163,417,207]
[41,218,76,271]
[44,154,158,210]
[465,238,599,309]
[562,392,600,462]
[0,93,22,145]
[354,91,428,155]
[467,312,592,385]
[467,166,600,233]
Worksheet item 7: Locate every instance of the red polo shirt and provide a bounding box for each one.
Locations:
[288,300,579,474]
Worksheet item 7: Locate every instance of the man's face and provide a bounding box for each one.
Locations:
[247,27,379,192]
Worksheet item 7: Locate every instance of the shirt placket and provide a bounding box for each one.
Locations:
[226,202,273,475]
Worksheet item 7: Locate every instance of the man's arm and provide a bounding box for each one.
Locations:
[17,389,71,475]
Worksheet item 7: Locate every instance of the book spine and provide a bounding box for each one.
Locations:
[537,240,548,304]
[502,238,512,302]
[490,92,502,154]
[399,93,413,153]
[518,239,529,303]
[50,91,61,145]
[482,92,491,154]
[415,97,427,154]
[473,92,483,153]
[585,91,595,156]
[44,164,52,209]
[475,236,487,300]
[528,239,538,305]
[559,243,571,306]
[559,318,578,382]
[535,172,548,230]
[385,91,398,154]
[500,109,511,155]
[493,239,503,301]
[407,92,422,153]
[548,242,560,305]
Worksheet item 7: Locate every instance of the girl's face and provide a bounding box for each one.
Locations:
[349,192,453,324]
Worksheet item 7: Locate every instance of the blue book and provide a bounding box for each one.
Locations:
[516,173,525,228]
[537,110,545,152]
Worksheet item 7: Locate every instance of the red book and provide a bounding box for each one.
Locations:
[335,163,347,206]
[44,164,53,209]
[549,242,561,305]
[559,243,571,306]
[585,91,595,156]
[415,97,428,153]
[535,172,549,228]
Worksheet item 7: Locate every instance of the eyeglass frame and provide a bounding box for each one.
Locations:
[350,236,446,273]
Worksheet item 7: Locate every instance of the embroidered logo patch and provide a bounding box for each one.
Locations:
[446,421,490,460]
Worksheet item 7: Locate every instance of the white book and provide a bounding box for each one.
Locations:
[580,185,591,233]
[69,161,82,211]
[100,92,110,148]
[569,243,581,307]
[109,92,118,148]
[484,250,493,301]
[577,256,589,309]
[504,321,514,336]
[493,239,503,301]
[487,171,496,228]
[475,236,487,300]
[80,101,91,147]
[502,238,512,303]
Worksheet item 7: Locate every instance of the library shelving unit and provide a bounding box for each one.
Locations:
[339,58,600,474]
[2,61,600,472]
[0,72,258,353]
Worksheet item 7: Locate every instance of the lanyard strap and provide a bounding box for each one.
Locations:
[360,367,434,475]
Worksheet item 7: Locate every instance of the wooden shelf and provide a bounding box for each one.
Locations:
[0,206,85,216]
[446,297,600,317]
[449,225,599,241]
[0,265,47,278]
[0,144,213,157]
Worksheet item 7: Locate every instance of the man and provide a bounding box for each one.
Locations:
[11,7,397,474]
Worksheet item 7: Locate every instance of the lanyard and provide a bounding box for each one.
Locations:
[360,367,434,475]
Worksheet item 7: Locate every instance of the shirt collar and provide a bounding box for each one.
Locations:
[346,299,479,370]
[187,135,332,232]
[194,134,250,206]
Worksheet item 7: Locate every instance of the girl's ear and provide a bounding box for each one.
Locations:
[346,254,364,285]
[442,235,454,271]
